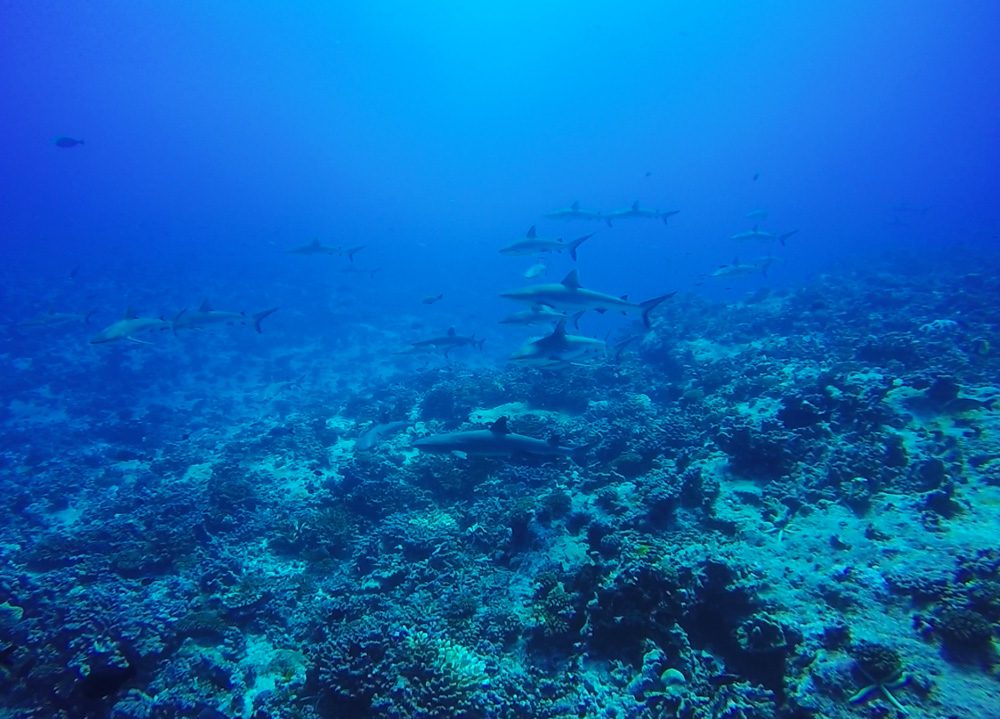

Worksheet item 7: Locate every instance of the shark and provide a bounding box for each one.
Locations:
[499,227,594,262]
[356,420,410,451]
[500,270,674,328]
[413,416,590,462]
[172,301,279,334]
[508,319,605,368]
[499,304,571,326]
[287,239,341,256]
[605,201,680,226]
[543,201,605,222]
[729,227,798,246]
[711,257,774,278]
[19,309,95,329]
[89,310,171,344]
[745,209,768,222]
[405,327,485,355]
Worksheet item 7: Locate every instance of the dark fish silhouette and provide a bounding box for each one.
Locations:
[422,293,444,305]
[55,137,84,148]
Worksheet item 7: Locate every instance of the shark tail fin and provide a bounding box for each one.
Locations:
[476,338,486,350]
[640,292,677,328]
[347,246,365,263]
[568,233,594,262]
[172,308,187,336]
[253,307,279,333]
[605,217,613,228]
[779,230,798,246]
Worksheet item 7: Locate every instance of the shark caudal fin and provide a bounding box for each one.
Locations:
[171,308,187,336]
[253,307,280,333]
[640,292,677,328]
[568,232,594,262]
[779,230,798,246]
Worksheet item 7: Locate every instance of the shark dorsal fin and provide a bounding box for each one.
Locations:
[547,435,560,447]
[124,307,137,319]
[631,201,640,210]
[447,327,456,337]
[198,299,211,312]
[571,201,580,210]
[489,416,511,434]
[619,294,629,301]
[311,239,320,247]
[562,270,582,290]
[552,319,567,337]
[526,225,536,239]
[752,225,758,232]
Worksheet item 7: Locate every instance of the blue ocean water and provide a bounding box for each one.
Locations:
[2,3,1000,718]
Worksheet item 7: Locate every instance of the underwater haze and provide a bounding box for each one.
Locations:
[2,2,1000,718]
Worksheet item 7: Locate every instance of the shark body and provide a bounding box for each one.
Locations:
[509,319,605,368]
[287,239,340,256]
[172,301,278,334]
[543,201,604,222]
[729,227,798,246]
[711,257,774,278]
[500,270,673,328]
[605,201,680,226]
[500,227,593,262]
[407,327,484,355]
[499,304,570,326]
[413,416,588,462]
[20,309,95,329]
[90,311,171,344]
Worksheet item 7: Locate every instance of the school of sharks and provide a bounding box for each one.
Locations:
[32,190,795,462]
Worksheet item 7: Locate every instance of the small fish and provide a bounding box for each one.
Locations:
[55,137,84,148]
[523,263,546,279]
[745,209,768,222]
[422,293,444,305]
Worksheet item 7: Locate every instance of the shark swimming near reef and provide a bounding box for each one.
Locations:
[508,319,605,368]
[711,257,774,278]
[605,201,680,227]
[413,416,590,462]
[404,327,484,355]
[89,310,171,344]
[499,304,572,326]
[500,270,674,328]
[356,420,410,451]
[172,301,279,334]
[729,227,798,246]
[499,227,593,262]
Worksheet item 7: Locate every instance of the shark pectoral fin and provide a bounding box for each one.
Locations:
[451,450,468,460]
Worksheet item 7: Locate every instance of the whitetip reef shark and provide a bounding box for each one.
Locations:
[413,416,590,462]
[500,270,674,328]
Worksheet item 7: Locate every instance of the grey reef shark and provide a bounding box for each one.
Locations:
[413,416,590,462]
